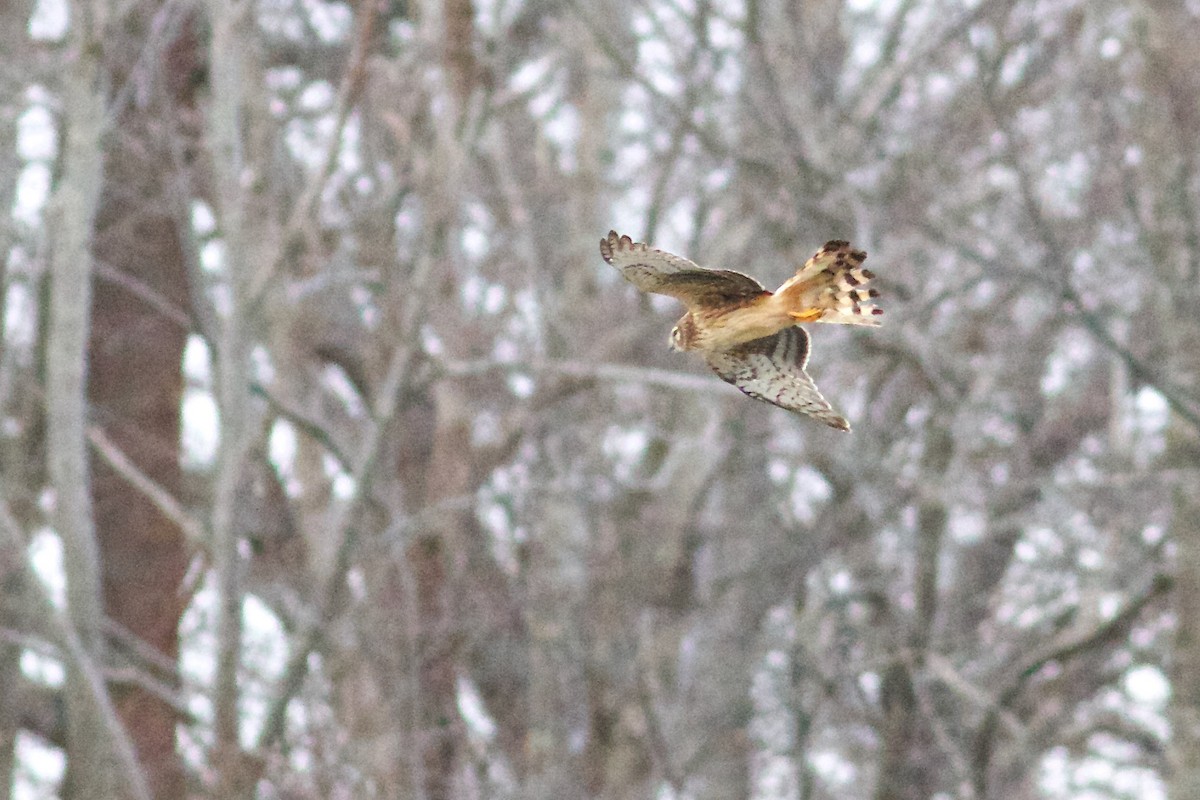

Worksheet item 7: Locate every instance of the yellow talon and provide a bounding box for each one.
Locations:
[789,309,824,323]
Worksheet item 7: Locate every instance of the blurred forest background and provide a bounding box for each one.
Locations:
[1,0,1198,798]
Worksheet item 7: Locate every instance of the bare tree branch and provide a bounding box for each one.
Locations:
[87,425,208,548]
[43,1,143,794]
[205,2,266,789]
[0,500,151,800]
[247,0,380,309]
[254,237,443,754]
[970,572,1171,796]
[434,357,729,396]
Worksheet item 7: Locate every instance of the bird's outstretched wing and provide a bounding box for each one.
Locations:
[704,327,850,431]
[600,230,766,309]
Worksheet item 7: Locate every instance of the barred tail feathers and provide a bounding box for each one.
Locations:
[773,240,883,327]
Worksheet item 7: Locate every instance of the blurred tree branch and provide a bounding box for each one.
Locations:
[0,500,150,800]
[971,571,1171,796]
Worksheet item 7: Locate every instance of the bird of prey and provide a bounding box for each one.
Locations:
[600,230,882,431]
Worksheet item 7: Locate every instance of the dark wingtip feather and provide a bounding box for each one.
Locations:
[600,230,623,262]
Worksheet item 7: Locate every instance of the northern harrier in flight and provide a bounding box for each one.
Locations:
[600,231,882,431]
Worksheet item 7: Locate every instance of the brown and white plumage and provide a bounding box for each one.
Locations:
[599,230,883,431]
[706,327,850,430]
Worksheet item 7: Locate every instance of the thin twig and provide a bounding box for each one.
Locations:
[93,259,195,331]
[924,653,1025,740]
[249,380,355,475]
[635,660,686,794]
[86,425,208,547]
[248,0,380,307]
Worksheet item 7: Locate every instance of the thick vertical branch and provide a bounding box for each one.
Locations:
[45,1,128,797]
[50,0,107,676]
[1171,484,1200,800]
[912,425,952,657]
[0,1,36,793]
[442,0,478,111]
[873,423,951,800]
[1139,7,1200,799]
[205,2,263,793]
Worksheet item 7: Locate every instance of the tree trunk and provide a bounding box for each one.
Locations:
[85,7,201,798]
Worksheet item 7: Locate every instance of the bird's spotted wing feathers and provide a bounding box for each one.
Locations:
[600,230,765,307]
[704,327,850,431]
[777,240,883,326]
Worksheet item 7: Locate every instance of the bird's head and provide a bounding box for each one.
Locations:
[669,316,694,351]
[668,325,685,351]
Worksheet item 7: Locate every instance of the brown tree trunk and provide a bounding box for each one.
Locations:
[86,9,201,799]
[407,386,476,800]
